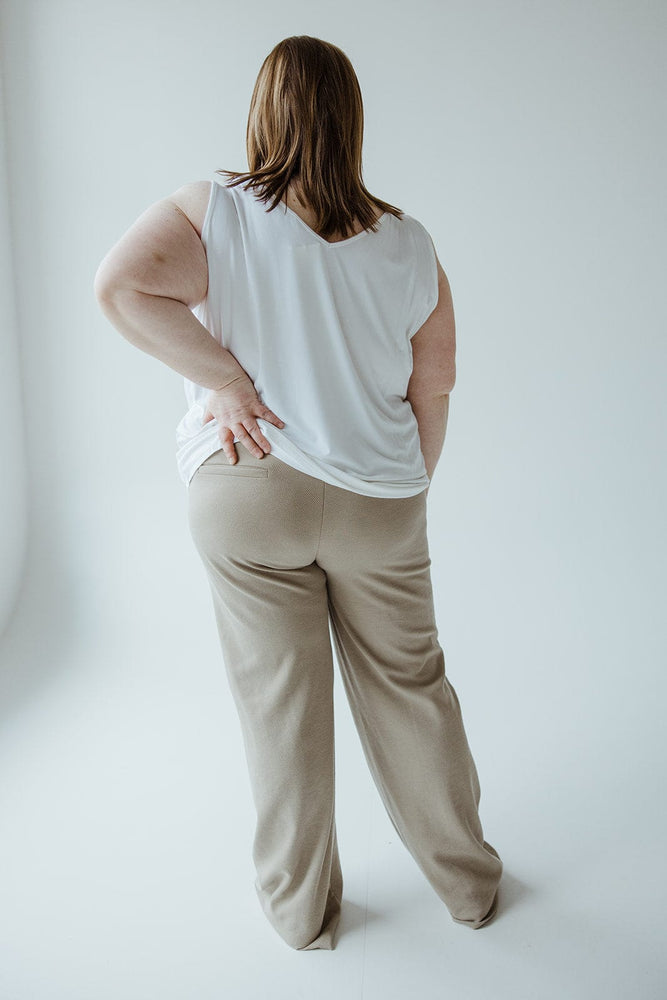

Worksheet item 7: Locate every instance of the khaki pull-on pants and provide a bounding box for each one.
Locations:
[187,447,503,951]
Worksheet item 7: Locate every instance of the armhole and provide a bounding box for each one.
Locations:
[200,178,219,250]
[408,225,439,340]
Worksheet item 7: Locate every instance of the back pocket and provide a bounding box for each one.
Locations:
[195,449,269,478]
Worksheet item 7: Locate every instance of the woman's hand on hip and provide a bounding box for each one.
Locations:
[201,374,285,464]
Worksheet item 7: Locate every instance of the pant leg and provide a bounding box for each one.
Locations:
[187,448,343,950]
[316,483,502,929]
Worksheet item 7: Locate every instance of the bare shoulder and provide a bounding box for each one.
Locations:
[167,180,213,239]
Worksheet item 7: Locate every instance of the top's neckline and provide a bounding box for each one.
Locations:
[281,200,386,247]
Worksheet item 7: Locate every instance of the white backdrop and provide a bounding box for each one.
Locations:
[0,2,665,998]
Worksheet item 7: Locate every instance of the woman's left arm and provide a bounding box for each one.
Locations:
[93,191,246,391]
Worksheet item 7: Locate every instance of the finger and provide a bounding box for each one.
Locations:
[242,419,273,454]
[218,431,237,464]
[234,424,266,459]
[202,409,214,425]
[261,408,285,429]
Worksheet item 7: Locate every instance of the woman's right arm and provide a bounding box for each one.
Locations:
[406,259,457,483]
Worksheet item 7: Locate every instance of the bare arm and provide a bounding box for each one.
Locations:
[94,185,286,460]
[93,190,246,391]
[409,392,450,481]
[406,258,456,485]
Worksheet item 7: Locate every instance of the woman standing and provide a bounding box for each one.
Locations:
[94,34,502,952]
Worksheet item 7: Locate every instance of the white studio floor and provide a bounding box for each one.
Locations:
[0,571,664,1000]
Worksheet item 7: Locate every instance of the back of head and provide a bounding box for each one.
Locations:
[217,35,403,241]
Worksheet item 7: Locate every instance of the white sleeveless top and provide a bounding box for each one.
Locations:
[175,176,439,496]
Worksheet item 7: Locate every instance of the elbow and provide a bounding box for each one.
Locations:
[431,358,457,396]
[93,272,138,330]
[93,263,118,306]
[93,272,136,344]
[406,363,456,406]
[93,254,131,306]
[441,362,456,395]
[94,266,113,308]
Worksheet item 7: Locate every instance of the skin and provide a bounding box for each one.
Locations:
[94,180,456,480]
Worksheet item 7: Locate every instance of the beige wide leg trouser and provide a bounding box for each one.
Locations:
[186,446,503,951]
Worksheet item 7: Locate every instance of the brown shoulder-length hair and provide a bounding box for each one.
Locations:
[216,35,404,241]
